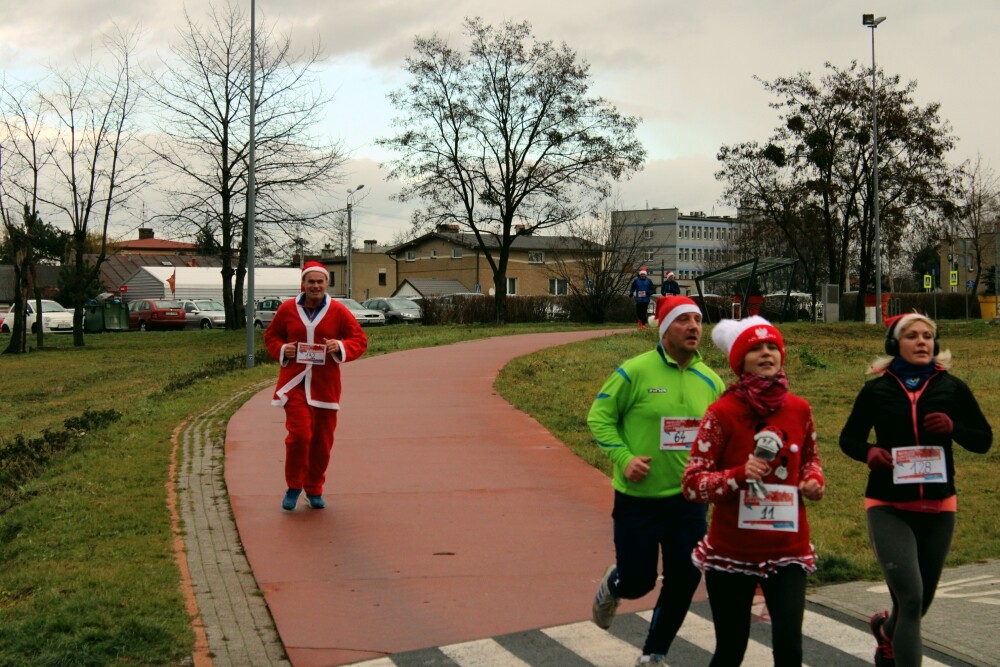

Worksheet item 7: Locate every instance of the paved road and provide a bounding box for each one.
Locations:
[175,330,999,666]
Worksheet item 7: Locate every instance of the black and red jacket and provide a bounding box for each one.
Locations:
[839,368,992,502]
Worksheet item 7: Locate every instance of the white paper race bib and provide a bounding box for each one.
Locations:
[892,446,947,484]
[738,485,799,532]
[296,342,327,365]
[660,417,700,451]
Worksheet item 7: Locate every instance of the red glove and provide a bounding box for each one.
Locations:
[866,447,893,471]
[923,412,954,435]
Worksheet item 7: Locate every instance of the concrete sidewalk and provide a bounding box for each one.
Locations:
[214,329,999,666]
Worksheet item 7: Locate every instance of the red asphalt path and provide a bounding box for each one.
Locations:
[225,330,679,666]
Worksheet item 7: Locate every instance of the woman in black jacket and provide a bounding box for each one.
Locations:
[840,312,992,667]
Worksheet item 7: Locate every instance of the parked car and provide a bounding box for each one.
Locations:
[333,298,386,327]
[0,299,74,334]
[250,296,293,329]
[360,297,423,324]
[128,299,186,331]
[180,299,227,329]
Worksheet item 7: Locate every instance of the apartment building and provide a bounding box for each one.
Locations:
[611,208,745,294]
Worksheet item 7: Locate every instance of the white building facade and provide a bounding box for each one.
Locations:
[611,208,746,294]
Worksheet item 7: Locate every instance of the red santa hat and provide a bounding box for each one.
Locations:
[655,296,702,339]
[638,267,648,276]
[711,315,785,375]
[885,311,936,341]
[666,271,675,280]
[301,261,329,281]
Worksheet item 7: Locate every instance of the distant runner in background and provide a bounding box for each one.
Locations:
[629,267,655,330]
[661,271,681,297]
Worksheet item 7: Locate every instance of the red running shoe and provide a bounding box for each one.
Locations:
[869,611,895,666]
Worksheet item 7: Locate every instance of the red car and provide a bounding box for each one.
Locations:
[128,299,187,331]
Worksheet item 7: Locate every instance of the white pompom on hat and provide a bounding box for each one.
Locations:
[711,315,785,375]
[301,260,330,281]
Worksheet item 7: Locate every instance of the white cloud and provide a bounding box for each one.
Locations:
[3,0,998,246]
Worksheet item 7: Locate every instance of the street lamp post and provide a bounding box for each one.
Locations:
[245,0,257,367]
[346,184,364,299]
[863,13,886,323]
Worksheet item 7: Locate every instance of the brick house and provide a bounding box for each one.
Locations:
[387,225,600,297]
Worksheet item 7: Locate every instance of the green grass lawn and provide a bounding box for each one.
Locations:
[495,319,1000,585]
[0,320,996,665]
[0,322,589,666]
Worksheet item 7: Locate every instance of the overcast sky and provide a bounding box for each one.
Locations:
[3,0,997,248]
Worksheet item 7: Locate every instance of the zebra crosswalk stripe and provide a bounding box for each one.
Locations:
[440,638,532,667]
[347,605,964,666]
[542,621,641,667]
[800,610,951,666]
[640,611,777,666]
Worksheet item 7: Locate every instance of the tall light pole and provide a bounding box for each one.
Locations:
[245,0,257,367]
[346,184,364,299]
[863,13,886,323]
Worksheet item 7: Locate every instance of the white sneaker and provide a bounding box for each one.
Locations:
[635,654,668,666]
[592,564,620,629]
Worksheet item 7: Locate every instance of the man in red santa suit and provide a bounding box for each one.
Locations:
[265,261,368,511]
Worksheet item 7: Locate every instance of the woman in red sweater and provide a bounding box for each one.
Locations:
[682,316,825,667]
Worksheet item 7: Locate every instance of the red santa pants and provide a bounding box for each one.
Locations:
[282,385,339,495]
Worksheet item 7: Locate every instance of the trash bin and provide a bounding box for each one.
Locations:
[102,301,129,331]
[83,301,130,332]
[84,304,105,333]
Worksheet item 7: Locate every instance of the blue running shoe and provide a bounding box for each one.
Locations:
[306,494,326,509]
[282,488,302,511]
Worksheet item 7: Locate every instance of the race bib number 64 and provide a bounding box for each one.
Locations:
[660,417,700,451]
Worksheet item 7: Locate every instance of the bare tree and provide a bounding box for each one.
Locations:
[953,154,1000,292]
[545,200,648,323]
[40,25,148,345]
[379,17,646,323]
[148,1,346,327]
[1,78,54,352]
[717,63,954,319]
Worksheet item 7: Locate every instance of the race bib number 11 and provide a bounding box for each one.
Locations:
[738,485,799,532]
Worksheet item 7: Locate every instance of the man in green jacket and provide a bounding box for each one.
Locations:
[588,295,724,667]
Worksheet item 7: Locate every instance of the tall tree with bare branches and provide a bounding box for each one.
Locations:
[148,1,346,327]
[379,17,646,323]
[41,25,148,345]
[952,154,1000,293]
[0,80,52,353]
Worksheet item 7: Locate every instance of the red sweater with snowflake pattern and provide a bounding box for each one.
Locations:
[681,391,824,568]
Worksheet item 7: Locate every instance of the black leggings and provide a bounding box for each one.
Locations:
[704,566,807,667]
[635,301,648,324]
[867,506,955,667]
